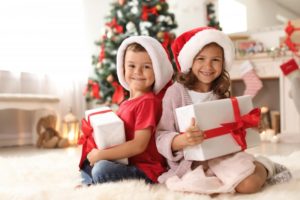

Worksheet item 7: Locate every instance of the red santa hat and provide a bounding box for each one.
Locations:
[171,27,235,73]
[116,36,174,94]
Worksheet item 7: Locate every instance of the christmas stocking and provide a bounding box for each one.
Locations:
[280,58,300,114]
[240,60,263,97]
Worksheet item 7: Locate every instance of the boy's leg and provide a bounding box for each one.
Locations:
[91,160,152,184]
[80,159,94,185]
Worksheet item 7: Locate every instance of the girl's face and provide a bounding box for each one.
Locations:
[191,43,224,92]
[124,50,155,98]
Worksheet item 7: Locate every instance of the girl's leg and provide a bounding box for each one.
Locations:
[91,160,152,184]
[235,161,267,194]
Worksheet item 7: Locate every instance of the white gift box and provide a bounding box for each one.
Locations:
[175,95,260,161]
[85,106,128,164]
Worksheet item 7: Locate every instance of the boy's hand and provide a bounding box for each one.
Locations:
[87,148,100,166]
[184,118,204,146]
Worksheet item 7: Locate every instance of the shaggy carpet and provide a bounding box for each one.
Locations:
[0,148,300,200]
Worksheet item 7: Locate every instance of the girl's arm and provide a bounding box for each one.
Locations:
[88,128,151,165]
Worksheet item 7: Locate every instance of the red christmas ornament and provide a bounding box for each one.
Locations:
[141,6,158,21]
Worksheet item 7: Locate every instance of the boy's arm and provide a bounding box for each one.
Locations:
[87,128,151,165]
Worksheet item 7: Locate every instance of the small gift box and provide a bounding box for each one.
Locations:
[280,58,299,76]
[175,96,261,161]
[83,106,128,164]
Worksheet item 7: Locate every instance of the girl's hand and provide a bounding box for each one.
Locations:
[87,148,100,166]
[171,118,205,151]
[184,118,205,146]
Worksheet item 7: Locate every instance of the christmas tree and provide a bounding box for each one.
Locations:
[84,0,177,105]
[206,2,222,30]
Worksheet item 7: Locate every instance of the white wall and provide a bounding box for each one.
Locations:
[82,0,115,75]
[237,0,298,32]
[168,0,207,35]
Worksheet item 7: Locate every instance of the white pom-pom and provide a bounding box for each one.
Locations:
[265,129,275,141]
[260,131,267,141]
[271,135,280,143]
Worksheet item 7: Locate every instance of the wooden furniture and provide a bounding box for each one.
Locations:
[0,93,60,145]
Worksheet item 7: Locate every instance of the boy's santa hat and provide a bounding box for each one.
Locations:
[116,36,174,94]
[171,27,235,73]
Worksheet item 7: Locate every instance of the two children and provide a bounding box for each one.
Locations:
[79,27,291,194]
[156,27,292,194]
[79,36,173,185]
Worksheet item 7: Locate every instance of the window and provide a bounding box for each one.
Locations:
[218,0,247,34]
[0,0,89,79]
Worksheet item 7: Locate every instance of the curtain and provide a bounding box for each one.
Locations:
[0,0,90,119]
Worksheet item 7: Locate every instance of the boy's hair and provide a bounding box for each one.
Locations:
[123,43,147,65]
[175,43,231,99]
[125,42,146,53]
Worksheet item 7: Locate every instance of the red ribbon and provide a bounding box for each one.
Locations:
[111,81,126,104]
[106,18,123,33]
[141,6,158,20]
[92,82,100,99]
[203,97,261,150]
[78,109,112,168]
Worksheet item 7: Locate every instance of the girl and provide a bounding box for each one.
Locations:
[80,36,174,185]
[156,27,291,194]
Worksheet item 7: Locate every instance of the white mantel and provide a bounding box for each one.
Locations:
[229,54,300,134]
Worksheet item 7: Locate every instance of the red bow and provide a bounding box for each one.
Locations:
[106,18,123,33]
[141,6,158,20]
[78,109,112,169]
[111,81,126,104]
[204,97,261,150]
[284,21,300,57]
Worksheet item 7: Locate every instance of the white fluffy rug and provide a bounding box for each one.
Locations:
[0,148,300,200]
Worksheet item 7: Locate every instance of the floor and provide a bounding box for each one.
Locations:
[0,135,300,158]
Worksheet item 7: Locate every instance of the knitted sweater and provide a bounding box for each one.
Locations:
[155,82,217,183]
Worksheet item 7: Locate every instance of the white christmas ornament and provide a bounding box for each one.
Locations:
[139,22,152,35]
[106,31,113,39]
[131,7,138,15]
[126,22,136,31]
[128,0,138,7]
[117,10,123,19]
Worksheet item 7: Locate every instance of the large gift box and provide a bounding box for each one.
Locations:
[175,95,261,161]
[84,106,128,164]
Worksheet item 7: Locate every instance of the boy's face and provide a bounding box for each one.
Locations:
[124,50,155,94]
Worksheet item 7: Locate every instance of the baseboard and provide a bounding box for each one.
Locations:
[0,133,33,147]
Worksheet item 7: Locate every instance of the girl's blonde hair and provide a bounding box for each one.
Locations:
[176,43,231,99]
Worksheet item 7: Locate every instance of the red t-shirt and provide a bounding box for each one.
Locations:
[117,92,166,182]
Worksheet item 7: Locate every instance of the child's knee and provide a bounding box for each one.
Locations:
[235,163,267,194]
[91,160,111,177]
[235,175,263,193]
